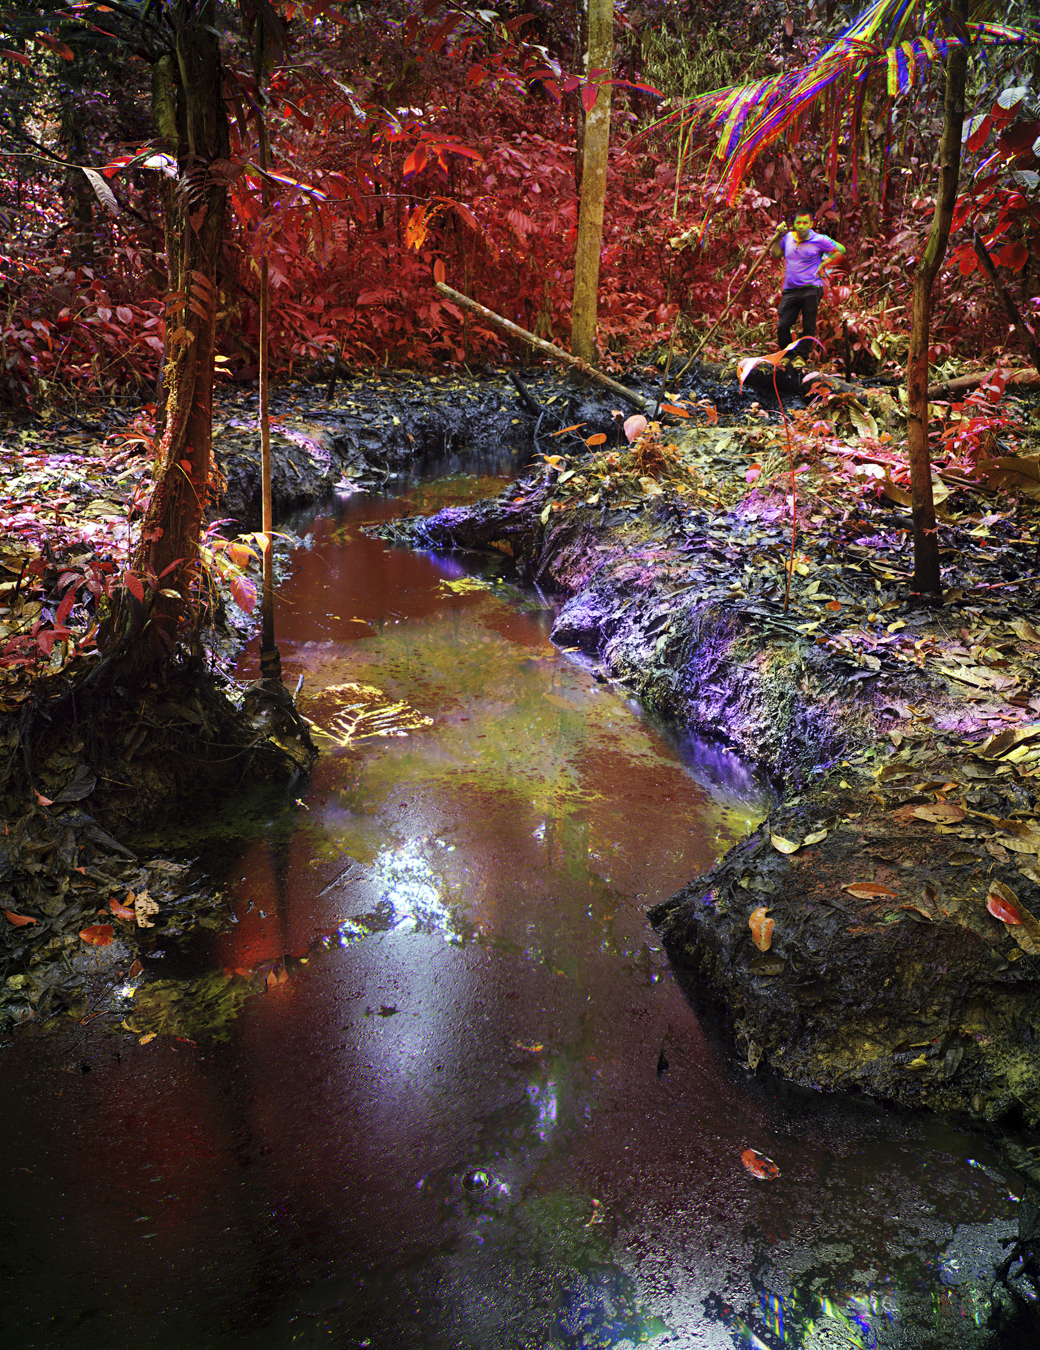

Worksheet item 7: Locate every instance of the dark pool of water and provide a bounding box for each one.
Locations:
[0,469,1034,1349]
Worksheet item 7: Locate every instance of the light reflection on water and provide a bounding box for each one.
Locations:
[0,470,1033,1349]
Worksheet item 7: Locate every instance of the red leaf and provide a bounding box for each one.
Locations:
[585,432,607,447]
[1,49,31,66]
[110,898,136,921]
[581,83,600,115]
[964,114,992,153]
[124,570,145,603]
[987,891,1022,925]
[34,789,54,806]
[433,258,446,284]
[3,909,37,926]
[403,146,427,181]
[79,924,115,947]
[741,1148,780,1180]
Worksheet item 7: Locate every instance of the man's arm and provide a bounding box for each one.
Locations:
[769,223,788,260]
[819,241,847,276]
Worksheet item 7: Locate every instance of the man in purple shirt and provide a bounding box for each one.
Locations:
[769,208,846,356]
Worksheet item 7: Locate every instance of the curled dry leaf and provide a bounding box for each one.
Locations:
[842,882,898,899]
[110,897,136,921]
[976,724,1040,760]
[741,1148,781,1180]
[770,833,800,855]
[749,906,774,952]
[3,909,37,927]
[803,827,828,846]
[80,924,114,947]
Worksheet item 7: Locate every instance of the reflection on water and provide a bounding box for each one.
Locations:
[0,469,1035,1349]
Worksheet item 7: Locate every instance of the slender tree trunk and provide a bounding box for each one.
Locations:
[570,0,613,363]
[103,1,228,665]
[906,30,968,594]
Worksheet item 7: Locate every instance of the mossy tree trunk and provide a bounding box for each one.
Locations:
[103,0,228,667]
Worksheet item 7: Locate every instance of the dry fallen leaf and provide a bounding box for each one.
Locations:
[741,1148,781,1180]
[975,724,1040,760]
[842,882,898,899]
[987,880,1040,955]
[803,827,828,846]
[3,909,37,927]
[913,804,966,824]
[134,891,159,929]
[79,924,114,947]
[110,896,136,921]
[749,905,774,952]
[770,833,800,855]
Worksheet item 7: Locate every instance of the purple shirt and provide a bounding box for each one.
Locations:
[782,229,839,289]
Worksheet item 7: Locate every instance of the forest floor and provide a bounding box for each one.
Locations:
[3,357,1040,1191]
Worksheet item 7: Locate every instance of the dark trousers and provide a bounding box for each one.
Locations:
[777,285,823,353]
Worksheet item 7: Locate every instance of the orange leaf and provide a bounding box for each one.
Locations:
[987,890,1022,925]
[658,403,690,417]
[741,1148,780,1180]
[110,898,135,921]
[79,924,114,946]
[842,882,898,899]
[585,432,607,447]
[34,790,54,806]
[749,906,774,952]
[433,258,446,284]
[826,600,842,611]
[3,909,37,927]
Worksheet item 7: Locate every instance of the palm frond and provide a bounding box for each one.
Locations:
[678,0,1039,207]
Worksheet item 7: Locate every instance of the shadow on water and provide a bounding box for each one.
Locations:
[0,458,1037,1349]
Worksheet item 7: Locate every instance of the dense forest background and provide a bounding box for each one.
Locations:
[2,0,1039,413]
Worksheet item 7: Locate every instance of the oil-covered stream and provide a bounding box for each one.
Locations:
[0,463,1032,1349]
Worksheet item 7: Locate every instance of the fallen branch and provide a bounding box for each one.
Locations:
[926,367,1040,400]
[434,282,655,415]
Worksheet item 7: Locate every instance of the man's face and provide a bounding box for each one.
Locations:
[794,215,813,241]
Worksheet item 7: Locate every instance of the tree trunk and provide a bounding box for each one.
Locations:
[103,1,229,666]
[570,0,613,364]
[905,29,968,595]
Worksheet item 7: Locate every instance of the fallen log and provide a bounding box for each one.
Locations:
[926,367,1040,400]
[434,281,655,415]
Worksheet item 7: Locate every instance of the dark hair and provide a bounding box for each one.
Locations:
[793,206,814,220]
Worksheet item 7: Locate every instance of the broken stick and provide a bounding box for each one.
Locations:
[434,281,655,415]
